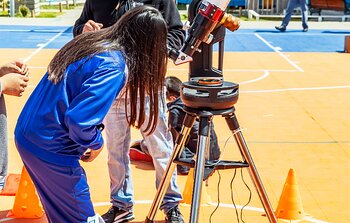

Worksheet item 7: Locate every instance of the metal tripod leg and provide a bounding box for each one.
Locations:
[145,113,197,223]
[224,112,278,223]
[189,115,212,223]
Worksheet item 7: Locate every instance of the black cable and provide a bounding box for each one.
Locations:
[209,170,221,223]
[230,169,240,223]
[240,168,252,223]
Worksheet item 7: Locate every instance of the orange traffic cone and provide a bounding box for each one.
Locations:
[7,166,44,218]
[275,168,305,220]
[0,173,21,196]
[181,168,211,205]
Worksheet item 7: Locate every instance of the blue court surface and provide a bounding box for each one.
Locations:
[0,25,349,52]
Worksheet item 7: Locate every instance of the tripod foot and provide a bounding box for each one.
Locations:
[144,217,153,223]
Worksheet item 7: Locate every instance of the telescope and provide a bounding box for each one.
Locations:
[169,0,240,67]
[169,0,241,111]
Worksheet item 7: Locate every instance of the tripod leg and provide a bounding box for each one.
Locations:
[145,113,196,222]
[189,115,212,223]
[225,113,278,223]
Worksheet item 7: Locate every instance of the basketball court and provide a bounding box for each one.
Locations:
[0,20,350,223]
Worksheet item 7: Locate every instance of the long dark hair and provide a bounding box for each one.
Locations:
[47,6,168,134]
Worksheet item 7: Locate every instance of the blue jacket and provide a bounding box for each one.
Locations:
[15,51,126,167]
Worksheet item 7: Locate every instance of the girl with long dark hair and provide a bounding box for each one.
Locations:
[14,6,167,223]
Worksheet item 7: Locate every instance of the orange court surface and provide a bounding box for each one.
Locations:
[1,20,350,223]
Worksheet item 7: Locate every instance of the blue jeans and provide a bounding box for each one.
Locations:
[103,91,182,213]
[0,96,8,189]
[282,0,308,28]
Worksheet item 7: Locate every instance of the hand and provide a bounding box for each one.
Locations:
[0,60,29,77]
[0,73,29,97]
[82,20,103,33]
[81,145,103,162]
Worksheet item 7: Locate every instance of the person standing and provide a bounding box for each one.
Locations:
[73,1,185,223]
[15,6,171,223]
[275,0,309,32]
[0,60,29,191]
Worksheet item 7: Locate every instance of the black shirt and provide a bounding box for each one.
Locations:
[73,0,185,50]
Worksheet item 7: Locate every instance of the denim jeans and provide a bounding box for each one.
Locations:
[282,0,308,29]
[0,96,8,189]
[103,91,182,213]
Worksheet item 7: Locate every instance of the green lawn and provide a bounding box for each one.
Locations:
[36,11,63,18]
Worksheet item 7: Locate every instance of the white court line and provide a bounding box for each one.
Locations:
[92,200,329,223]
[0,29,32,32]
[227,32,350,37]
[167,68,297,72]
[22,29,66,63]
[254,33,304,72]
[26,67,347,94]
[242,85,350,93]
[0,29,65,33]
[239,70,269,85]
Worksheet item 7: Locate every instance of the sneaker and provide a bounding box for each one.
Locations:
[302,27,308,32]
[165,206,185,223]
[0,176,5,192]
[0,182,4,192]
[275,25,286,32]
[101,206,135,223]
[129,141,153,163]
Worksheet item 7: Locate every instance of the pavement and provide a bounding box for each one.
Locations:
[0,5,84,27]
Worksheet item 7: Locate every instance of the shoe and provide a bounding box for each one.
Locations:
[0,174,20,196]
[0,182,4,192]
[0,176,5,192]
[275,25,286,32]
[101,206,135,223]
[129,141,153,162]
[165,205,185,223]
[302,27,308,32]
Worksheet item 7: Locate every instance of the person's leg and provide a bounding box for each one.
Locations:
[300,0,309,30]
[140,92,182,213]
[0,96,8,189]
[281,0,297,28]
[140,139,150,155]
[17,147,95,223]
[102,99,135,222]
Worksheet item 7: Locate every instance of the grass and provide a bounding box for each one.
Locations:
[0,10,8,17]
[0,10,62,18]
[41,4,74,10]
[0,3,81,18]
[40,3,84,10]
[36,11,63,18]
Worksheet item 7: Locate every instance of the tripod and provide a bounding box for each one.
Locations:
[145,80,278,223]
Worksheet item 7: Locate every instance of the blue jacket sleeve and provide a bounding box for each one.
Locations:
[64,59,126,150]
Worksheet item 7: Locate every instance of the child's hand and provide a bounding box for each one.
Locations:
[82,20,103,33]
[81,145,103,162]
[0,72,29,96]
[0,60,29,77]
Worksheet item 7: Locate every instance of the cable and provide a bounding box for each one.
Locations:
[209,170,221,223]
[230,169,240,223]
[208,129,250,223]
[240,168,252,223]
